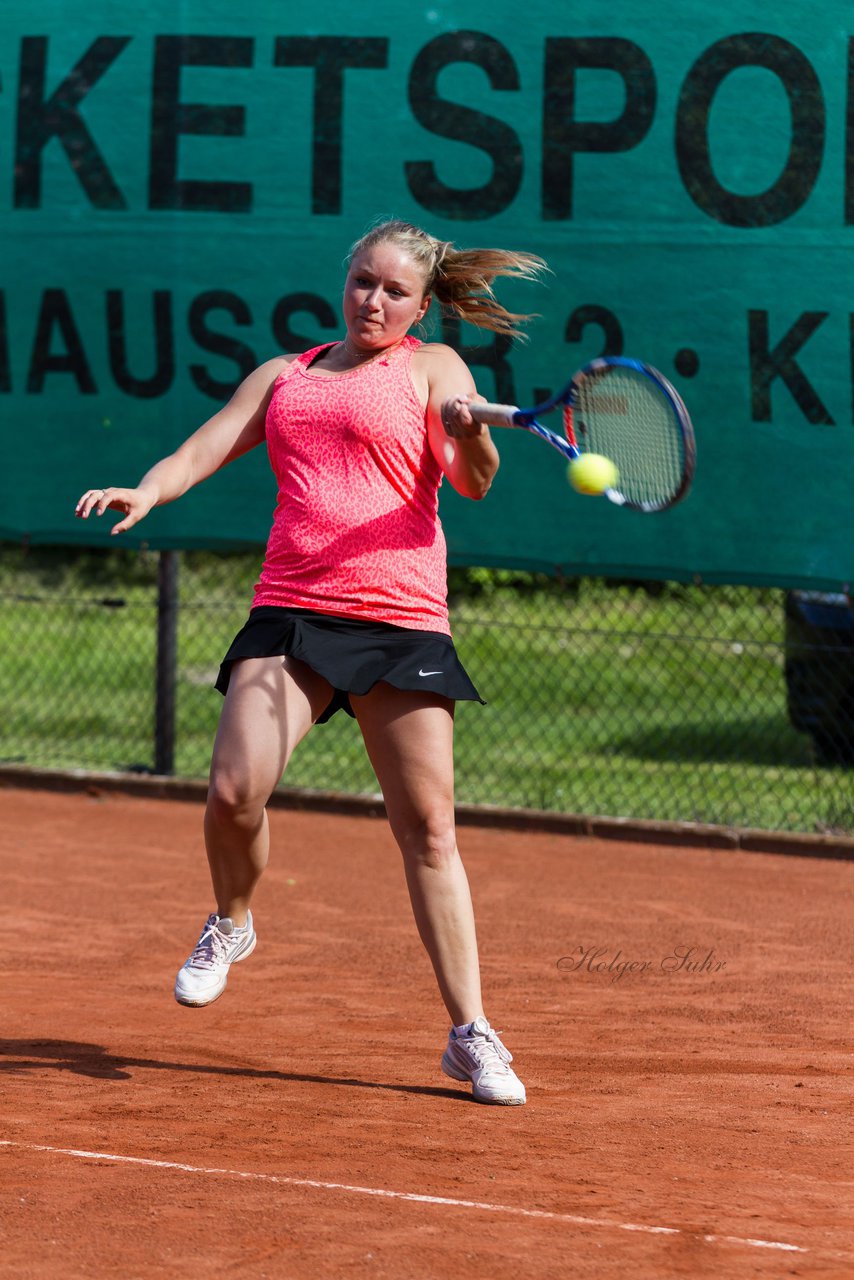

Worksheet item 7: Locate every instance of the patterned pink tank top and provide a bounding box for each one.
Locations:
[253,335,450,634]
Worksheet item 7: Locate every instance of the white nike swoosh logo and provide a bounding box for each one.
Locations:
[418,669,443,677]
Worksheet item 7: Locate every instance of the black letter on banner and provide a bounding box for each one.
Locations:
[405,31,522,219]
[565,304,624,357]
[272,292,338,352]
[542,38,655,221]
[676,35,824,227]
[442,316,514,402]
[107,291,175,398]
[15,36,130,209]
[274,37,388,215]
[0,293,10,392]
[188,291,256,399]
[150,36,254,212]
[748,310,833,423]
[27,290,97,393]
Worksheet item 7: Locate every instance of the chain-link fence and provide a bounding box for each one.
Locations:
[1,544,851,835]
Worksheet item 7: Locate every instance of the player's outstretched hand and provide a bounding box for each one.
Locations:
[74,486,156,535]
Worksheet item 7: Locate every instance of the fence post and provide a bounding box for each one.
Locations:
[155,549,179,774]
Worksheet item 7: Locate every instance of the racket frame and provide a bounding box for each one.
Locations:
[471,356,696,513]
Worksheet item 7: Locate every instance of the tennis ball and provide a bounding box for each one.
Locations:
[567,453,619,495]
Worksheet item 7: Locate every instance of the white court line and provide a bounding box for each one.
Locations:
[0,1139,806,1255]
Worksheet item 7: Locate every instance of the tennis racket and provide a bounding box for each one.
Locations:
[470,356,695,513]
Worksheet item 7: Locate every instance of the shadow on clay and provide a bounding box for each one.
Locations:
[0,1038,469,1100]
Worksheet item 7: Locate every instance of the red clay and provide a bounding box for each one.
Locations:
[2,786,852,1278]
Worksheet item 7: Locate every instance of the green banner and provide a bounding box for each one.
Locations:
[1,1,851,589]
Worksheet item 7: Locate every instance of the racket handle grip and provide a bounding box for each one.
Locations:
[469,401,521,428]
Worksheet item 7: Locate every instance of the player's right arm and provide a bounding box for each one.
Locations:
[75,356,292,535]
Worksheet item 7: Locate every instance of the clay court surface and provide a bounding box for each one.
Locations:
[2,785,852,1278]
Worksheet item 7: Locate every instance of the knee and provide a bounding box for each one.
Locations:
[207,770,269,828]
[399,815,459,871]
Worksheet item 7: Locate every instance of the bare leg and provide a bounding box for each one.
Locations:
[352,684,484,1027]
[205,655,333,925]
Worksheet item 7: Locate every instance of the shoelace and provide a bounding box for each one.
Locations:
[187,916,232,971]
[462,1027,513,1073]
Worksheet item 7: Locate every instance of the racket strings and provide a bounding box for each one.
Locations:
[575,368,686,510]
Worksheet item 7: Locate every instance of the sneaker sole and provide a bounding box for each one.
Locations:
[473,1092,526,1106]
[175,988,226,1009]
[174,933,257,1008]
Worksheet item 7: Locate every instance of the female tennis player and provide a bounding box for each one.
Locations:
[75,219,545,1106]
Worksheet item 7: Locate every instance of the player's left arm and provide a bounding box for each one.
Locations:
[421,344,500,500]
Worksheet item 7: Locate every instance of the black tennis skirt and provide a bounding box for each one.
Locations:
[215,606,485,723]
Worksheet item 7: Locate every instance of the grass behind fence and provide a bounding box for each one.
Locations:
[0,547,850,834]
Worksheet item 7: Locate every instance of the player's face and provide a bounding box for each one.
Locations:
[343,243,430,351]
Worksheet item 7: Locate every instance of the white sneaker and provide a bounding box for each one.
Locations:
[441,1015,527,1105]
[174,912,256,1007]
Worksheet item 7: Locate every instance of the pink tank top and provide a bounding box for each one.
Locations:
[253,335,451,634]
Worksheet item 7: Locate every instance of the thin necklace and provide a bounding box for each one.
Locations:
[339,336,404,365]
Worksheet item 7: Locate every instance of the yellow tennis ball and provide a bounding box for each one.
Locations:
[567,453,619,495]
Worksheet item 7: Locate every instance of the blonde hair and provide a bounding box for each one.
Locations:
[348,219,547,339]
